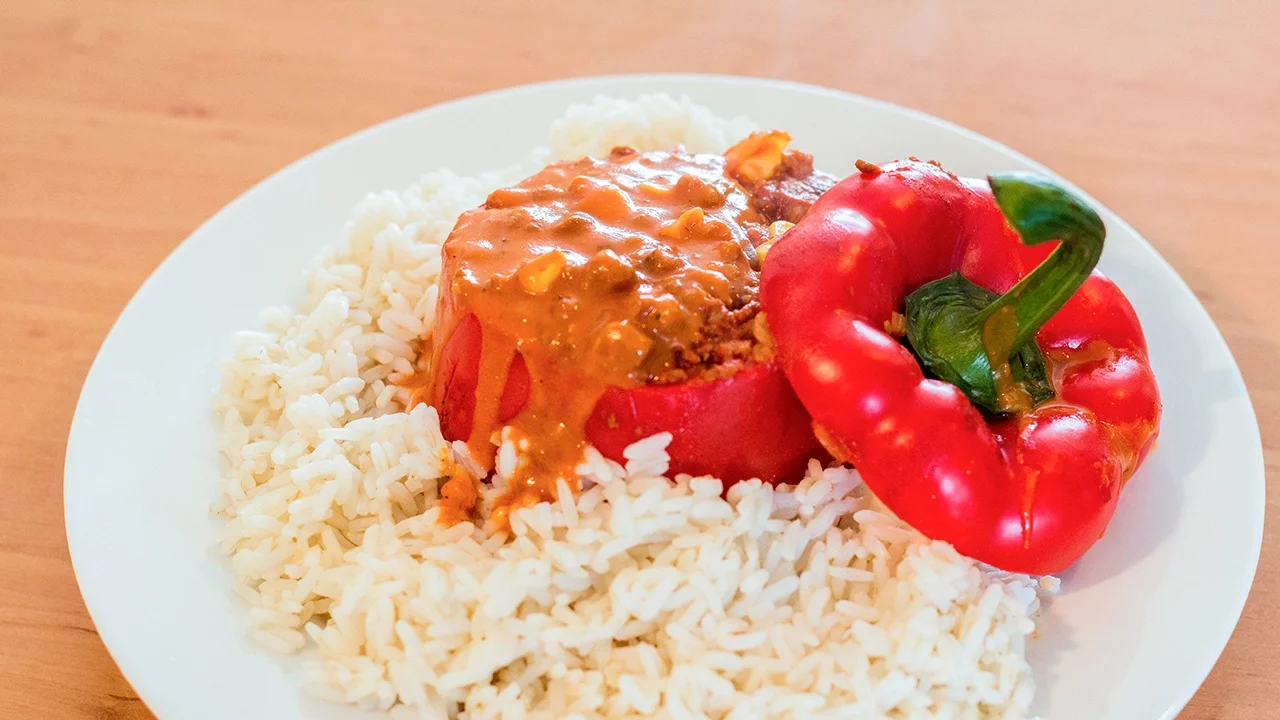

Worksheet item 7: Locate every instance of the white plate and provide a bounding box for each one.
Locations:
[66,74,1264,720]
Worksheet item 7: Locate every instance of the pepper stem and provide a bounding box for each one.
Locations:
[902,172,1105,415]
[977,173,1106,354]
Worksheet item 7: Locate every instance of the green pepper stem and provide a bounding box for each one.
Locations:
[976,173,1106,354]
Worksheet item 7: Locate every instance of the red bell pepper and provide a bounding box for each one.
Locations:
[760,159,1161,574]
[432,320,820,484]
[584,360,821,482]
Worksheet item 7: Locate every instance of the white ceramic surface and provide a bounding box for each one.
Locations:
[65,74,1265,720]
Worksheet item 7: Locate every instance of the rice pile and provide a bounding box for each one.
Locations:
[214,95,1049,719]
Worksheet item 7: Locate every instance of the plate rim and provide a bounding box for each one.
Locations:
[64,72,1267,720]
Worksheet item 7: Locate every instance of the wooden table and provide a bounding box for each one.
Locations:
[2,1,1276,717]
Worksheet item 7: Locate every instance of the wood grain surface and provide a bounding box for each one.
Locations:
[2,1,1276,717]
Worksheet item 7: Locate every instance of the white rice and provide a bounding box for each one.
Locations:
[215,94,1047,719]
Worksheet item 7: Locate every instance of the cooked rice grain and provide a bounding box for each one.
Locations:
[215,95,1045,719]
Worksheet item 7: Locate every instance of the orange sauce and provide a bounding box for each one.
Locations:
[437,469,479,527]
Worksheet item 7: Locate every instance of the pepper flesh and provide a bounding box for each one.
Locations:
[759,159,1161,574]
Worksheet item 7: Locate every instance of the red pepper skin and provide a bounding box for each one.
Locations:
[760,160,1161,574]
[435,313,485,443]
[434,313,527,443]
[585,361,822,483]
[433,318,822,484]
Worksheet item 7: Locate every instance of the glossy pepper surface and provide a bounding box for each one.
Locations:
[433,330,820,484]
[759,159,1161,574]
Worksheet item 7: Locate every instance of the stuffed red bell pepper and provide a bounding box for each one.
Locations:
[759,159,1161,574]
[414,133,833,522]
